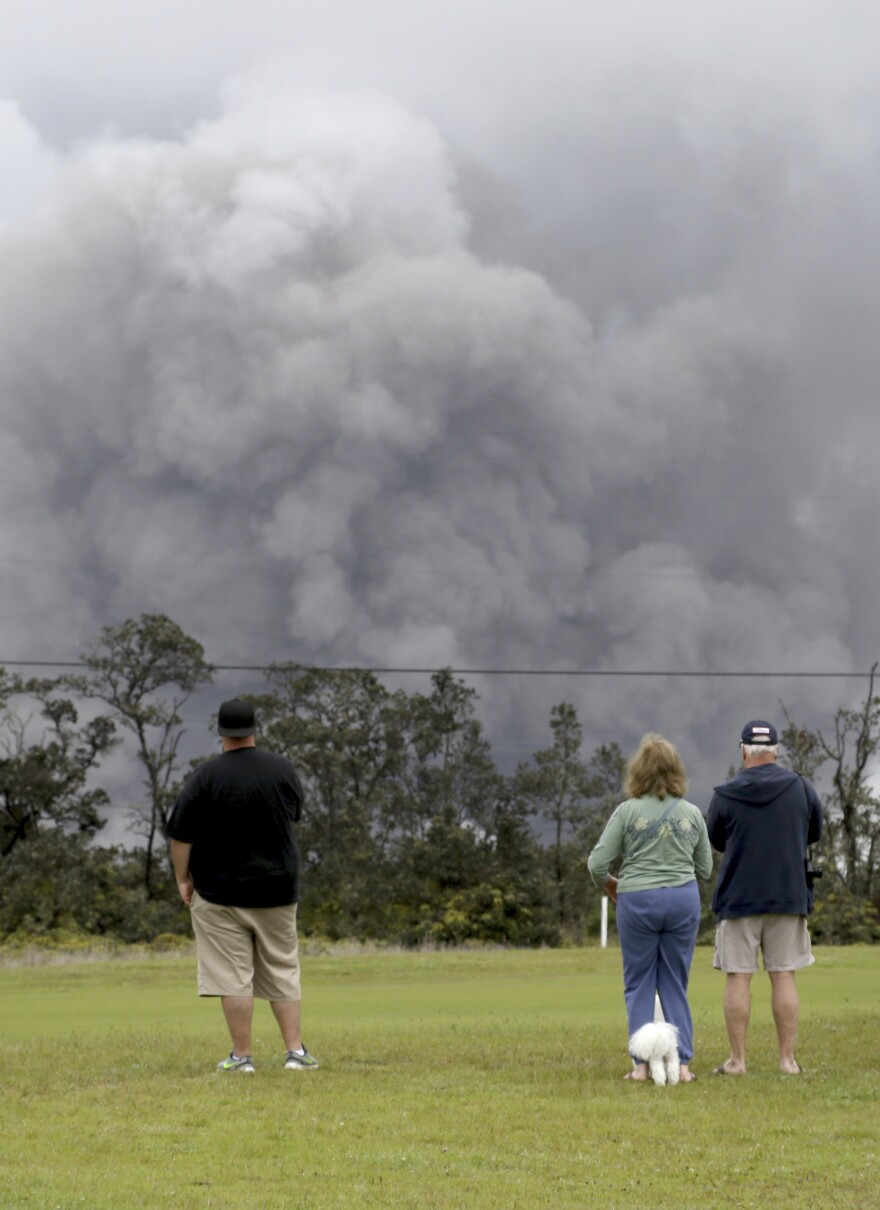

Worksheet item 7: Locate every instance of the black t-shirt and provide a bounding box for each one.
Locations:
[166,747,304,908]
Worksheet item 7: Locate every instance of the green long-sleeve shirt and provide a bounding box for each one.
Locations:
[588,795,713,893]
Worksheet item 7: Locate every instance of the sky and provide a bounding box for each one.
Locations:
[2,0,880,805]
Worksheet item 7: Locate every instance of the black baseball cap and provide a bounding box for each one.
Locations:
[740,720,777,746]
[217,699,256,737]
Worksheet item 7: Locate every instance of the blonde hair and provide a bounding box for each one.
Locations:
[624,732,688,800]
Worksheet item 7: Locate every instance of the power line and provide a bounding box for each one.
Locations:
[2,661,85,668]
[222,667,871,678]
[0,660,875,678]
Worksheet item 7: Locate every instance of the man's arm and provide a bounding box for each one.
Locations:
[170,839,194,906]
[806,782,823,845]
[707,794,727,851]
[694,815,714,880]
[286,765,304,823]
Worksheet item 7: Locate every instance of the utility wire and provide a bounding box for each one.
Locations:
[0,660,875,678]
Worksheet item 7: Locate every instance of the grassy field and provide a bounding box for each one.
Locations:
[0,945,877,1209]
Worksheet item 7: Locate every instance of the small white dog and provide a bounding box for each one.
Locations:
[628,1022,681,1086]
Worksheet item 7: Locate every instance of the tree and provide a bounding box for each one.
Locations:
[398,670,503,836]
[579,741,626,849]
[390,671,547,943]
[249,664,410,936]
[515,703,594,930]
[70,614,213,896]
[781,666,880,903]
[0,671,116,859]
[249,666,551,944]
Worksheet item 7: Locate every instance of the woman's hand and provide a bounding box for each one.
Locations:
[604,875,619,904]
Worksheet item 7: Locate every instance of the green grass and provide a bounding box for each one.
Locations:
[0,946,877,1209]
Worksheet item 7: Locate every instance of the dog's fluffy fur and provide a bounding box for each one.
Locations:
[628,1022,681,1086]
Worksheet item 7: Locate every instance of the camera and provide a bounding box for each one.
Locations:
[804,850,823,889]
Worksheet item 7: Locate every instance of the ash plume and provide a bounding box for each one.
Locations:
[2,8,880,790]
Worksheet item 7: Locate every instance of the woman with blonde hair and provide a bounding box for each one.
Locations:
[588,733,712,1082]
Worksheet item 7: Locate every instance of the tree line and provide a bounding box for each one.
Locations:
[1,614,878,946]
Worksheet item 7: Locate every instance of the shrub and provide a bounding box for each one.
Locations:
[0,831,191,944]
[809,883,880,944]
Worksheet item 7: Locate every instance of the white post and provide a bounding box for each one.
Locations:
[600,895,608,948]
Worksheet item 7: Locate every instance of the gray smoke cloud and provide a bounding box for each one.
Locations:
[2,3,880,801]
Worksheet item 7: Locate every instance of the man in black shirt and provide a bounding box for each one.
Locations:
[167,698,318,1074]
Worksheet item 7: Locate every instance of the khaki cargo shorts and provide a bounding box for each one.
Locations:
[713,914,815,974]
[190,891,301,1000]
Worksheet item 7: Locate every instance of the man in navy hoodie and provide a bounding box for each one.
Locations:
[708,720,823,1076]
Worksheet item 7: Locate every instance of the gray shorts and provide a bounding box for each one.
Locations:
[713,914,815,974]
[190,891,301,1000]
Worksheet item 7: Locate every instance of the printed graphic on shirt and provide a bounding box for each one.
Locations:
[627,816,698,845]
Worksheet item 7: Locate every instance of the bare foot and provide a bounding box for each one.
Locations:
[780,1060,805,1075]
[623,1063,648,1082]
[679,1064,697,1083]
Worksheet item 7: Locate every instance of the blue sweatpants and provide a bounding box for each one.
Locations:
[615,882,701,1062]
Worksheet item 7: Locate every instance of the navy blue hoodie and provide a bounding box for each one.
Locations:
[708,763,823,920]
